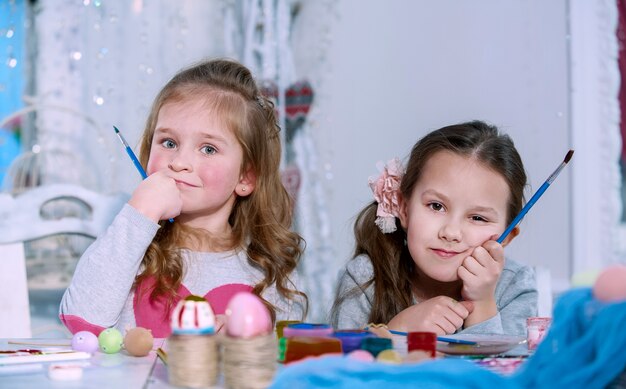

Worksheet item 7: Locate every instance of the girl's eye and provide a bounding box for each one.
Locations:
[471,215,488,222]
[429,202,444,212]
[161,139,176,149]
[201,145,217,155]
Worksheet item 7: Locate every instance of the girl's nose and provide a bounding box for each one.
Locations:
[439,220,462,242]
[167,154,192,172]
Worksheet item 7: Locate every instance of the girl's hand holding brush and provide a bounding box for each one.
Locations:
[128,170,183,223]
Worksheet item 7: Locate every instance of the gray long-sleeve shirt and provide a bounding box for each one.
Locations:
[332,254,537,337]
[59,204,305,337]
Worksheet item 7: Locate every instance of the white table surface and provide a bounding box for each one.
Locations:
[0,338,183,389]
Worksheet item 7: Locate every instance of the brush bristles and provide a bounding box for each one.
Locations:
[564,149,574,164]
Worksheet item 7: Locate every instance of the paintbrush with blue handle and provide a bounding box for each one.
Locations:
[113,126,174,223]
[497,149,574,243]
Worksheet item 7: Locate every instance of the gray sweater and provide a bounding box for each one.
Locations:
[59,204,305,337]
[332,254,537,337]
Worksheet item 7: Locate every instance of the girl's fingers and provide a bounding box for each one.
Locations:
[435,316,458,334]
[460,300,474,313]
[432,323,447,336]
[462,255,483,274]
[457,265,475,283]
[447,298,471,317]
[442,310,465,330]
[471,246,497,267]
[481,240,505,264]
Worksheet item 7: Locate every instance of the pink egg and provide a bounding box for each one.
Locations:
[225,292,272,338]
[347,349,374,362]
[593,265,626,302]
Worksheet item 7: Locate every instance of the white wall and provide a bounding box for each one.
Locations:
[569,0,623,276]
[309,0,574,289]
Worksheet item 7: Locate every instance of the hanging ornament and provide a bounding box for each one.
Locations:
[285,80,313,145]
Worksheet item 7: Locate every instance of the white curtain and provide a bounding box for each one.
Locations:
[32,0,225,193]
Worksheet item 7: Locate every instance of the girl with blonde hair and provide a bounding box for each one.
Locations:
[61,59,307,337]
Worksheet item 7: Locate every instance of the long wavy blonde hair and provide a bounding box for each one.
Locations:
[134,59,307,321]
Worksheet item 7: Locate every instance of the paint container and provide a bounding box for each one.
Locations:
[332,330,375,353]
[407,332,437,358]
[275,320,300,338]
[527,317,551,351]
[282,323,334,338]
[282,336,342,363]
[360,337,392,357]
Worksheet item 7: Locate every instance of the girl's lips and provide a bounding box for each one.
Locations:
[432,248,462,259]
[175,179,198,187]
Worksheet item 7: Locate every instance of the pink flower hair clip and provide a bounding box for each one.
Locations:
[368,158,404,233]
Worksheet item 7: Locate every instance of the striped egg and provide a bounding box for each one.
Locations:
[171,295,216,335]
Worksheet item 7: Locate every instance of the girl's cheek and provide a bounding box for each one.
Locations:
[146,159,156,175]
[467,230,497,247]
[146,153,164,175]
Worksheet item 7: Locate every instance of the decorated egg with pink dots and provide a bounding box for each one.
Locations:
[71,331,99,353]
[171,295,215,335]
[225,292,272,338]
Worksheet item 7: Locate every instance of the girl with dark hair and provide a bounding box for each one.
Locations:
[332,121,536,336]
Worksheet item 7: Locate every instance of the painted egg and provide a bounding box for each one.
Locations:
[71,331,99,353]
[376,349,402,364]
[171,295,215,335]
[124,327,154,357]
[98,328,123,354]
[225,292,272,338]
[593,264,626,302]
[347,349,374,362]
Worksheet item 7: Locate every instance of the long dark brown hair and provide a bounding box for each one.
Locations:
[134,59,307,321]
[332,120,527,324]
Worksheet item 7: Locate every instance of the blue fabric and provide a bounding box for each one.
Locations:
[270,288,626,389]
[514,288,626,389]
[270,357,519,389]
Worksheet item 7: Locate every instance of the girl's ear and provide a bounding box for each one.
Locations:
[500,226,520,247]
[397,192,409,230]
[235,168,256,197]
